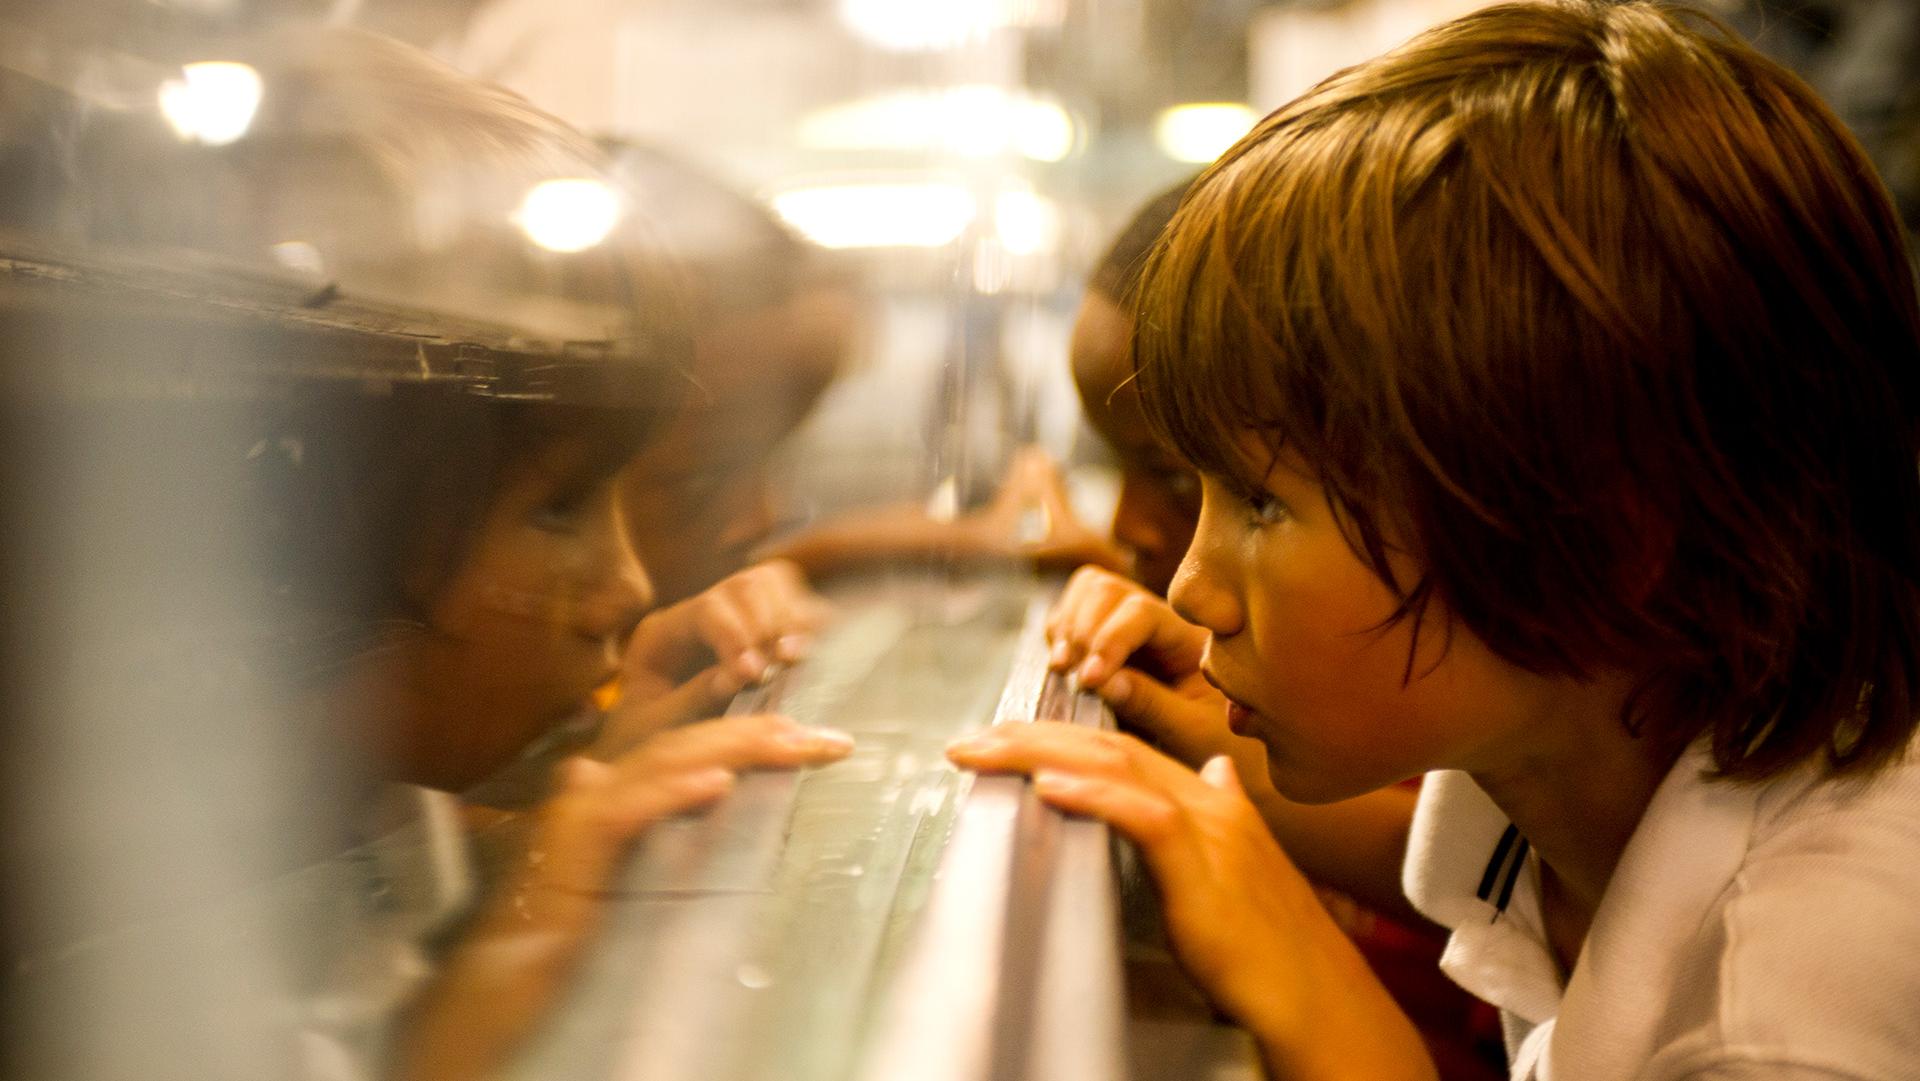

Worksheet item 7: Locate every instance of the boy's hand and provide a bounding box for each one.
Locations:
[613,560,832,739]
[629,559,831,683]
[397,715,852,1081]
[975,447,1131,575]
[521,714,852,906]
[945,724,1435,1081]
[1045,567,1267,779]
[1046,565,1205,684]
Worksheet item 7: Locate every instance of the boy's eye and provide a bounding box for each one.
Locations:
[1240,488,1288,528]
[533,487,595,532]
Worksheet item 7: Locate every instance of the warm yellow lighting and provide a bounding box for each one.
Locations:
[269,240,326,277]
[796,87,1074,163]
[771,182,975,249]
[1154,102,1259,164]
[157,61,262,146]
[838,0,1064,52]
[993,190,1059,256]
[1013,99,1075,163]
[514,178,621,253]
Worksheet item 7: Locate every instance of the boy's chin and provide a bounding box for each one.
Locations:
[1260,751,1397,805]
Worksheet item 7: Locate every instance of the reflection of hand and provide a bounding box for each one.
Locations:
[946,725,1434,1081]
[974,447,1130,575]
[398,715,853,1081]
[604,561,831,752]
[628,559,831,684]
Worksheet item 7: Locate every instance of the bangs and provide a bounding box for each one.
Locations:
[1121,0,1920,779]
[1131,102,1426,542]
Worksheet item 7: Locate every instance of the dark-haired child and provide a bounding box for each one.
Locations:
[951,3,1920,1079]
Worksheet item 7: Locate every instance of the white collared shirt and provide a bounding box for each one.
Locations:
[1403,738,1920,1080]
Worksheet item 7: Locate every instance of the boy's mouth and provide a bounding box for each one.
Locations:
[1200,665,1263,736]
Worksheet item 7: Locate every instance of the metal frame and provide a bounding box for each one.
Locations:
[859,598,1127,1081]
[0,236,687,406]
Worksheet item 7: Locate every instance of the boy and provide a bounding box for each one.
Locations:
[951,3,1920,1079]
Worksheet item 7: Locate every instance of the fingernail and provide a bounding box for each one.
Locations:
[775,634,809,662]
[785,726,855,752]
[1033,770,1079,795]
[1099,672,1131,703]
[946,733,999,756]
[689,767,734,791]
[1048,640,1070,668]
[1077,656,1108,687]
[739,649,770,682]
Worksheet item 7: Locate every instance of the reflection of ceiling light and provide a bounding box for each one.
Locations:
[514,178,621,253]
[1154,102,1259,164]
[994,190,1059,255]
[797,87,1074,163]
[269,240,327,278]
[771,183,975,249]
[838,0,1065,52]
[158,62,262,146]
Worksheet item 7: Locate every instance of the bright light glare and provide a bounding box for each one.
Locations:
[994,190,1059,255]
[514,178,622,253]
[269,240,326,277]
[771,183,975,249]
[838,0,1063,51]
[1154,102,1259,164]
[797,88,1074,163]
[157,62,263,146]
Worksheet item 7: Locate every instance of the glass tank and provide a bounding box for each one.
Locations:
[8,1,1902,1080]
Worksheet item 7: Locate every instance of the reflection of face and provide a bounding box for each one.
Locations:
[621,289,851,604]
[360,437,655,792]
[1071,294,1200,596]
[621,412,784,606]
[1170,452,1553,804]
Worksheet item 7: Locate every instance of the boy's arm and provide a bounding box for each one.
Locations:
[948,725,1438,1081]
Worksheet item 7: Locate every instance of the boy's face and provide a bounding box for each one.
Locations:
[1071,296,1200,596]
[1170,445,1555,804]
[620,290,850,605]
[363,437,654,792]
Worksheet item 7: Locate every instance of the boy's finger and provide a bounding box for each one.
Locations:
[720,579,778,646]
[1031,770,1191,852]
[1048,565,1117,640]
[691,600,769,681]
[947,722,1173,786]
[533,766,736,894]
[1199,754,1243,794]
[601,664,746,753]
[1075,595,1167,688]
[1095,670,1228,765]
[629,712,854,776]
[1059,588,1130,672]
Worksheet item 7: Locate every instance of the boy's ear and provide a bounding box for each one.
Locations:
[1605,480,1675,610]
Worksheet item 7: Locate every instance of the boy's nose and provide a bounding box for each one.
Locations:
[580,553,655,647]
[1168,523,1242,638]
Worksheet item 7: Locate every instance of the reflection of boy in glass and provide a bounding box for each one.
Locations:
[1070,182,1201,597]
[32,31,852,1081]
[603,147,851,703]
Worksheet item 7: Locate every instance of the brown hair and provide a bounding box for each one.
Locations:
[1135,0,1920,779]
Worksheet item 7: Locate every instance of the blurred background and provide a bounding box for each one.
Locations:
[1,1,1913,1079]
